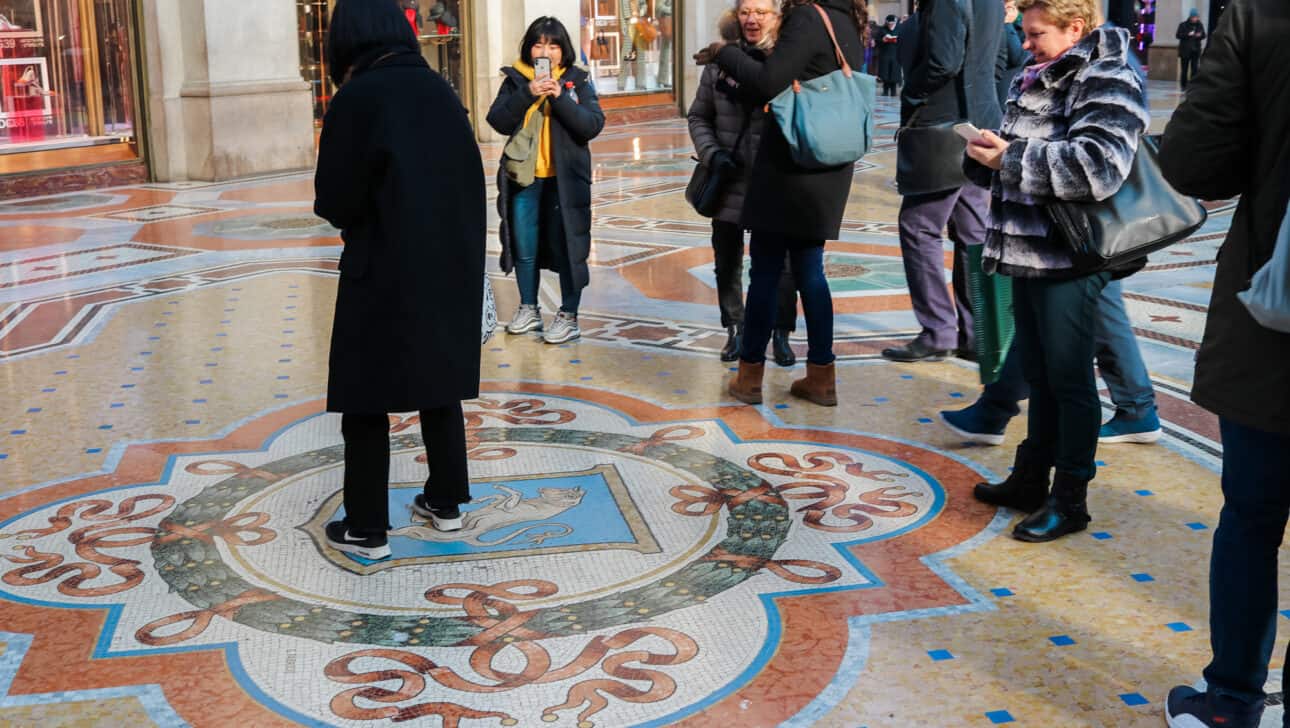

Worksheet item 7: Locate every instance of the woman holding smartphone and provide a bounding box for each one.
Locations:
[488,17,605,345]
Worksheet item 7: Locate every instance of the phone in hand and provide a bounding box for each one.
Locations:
[535,56,552,81]
[953,122,988,144]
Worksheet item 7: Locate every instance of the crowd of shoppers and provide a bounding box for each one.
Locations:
[313,1,1289,725]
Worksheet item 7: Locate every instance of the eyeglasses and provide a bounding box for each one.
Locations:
[738,8,776,19]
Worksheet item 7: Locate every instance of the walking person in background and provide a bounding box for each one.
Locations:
[314,0,486,561]
[876,15,902,96]
[489,17,605,345]
[1157,1,1290,725]
[883,0,1003,363]
[688,0,800,367]
[964,0,1150,542]
[696,0,870,407]
[996,0,1027,106]
[1175,9,1206,90]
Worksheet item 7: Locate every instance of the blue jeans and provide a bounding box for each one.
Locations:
[740,231,834,366]
[1203,418,1290,717]
[511,178,581,314]
[979,280,1156,423]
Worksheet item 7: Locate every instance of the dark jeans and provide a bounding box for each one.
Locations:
[979,279,1157,423]
[897,185,986,351]
[740,231,834,366]
[1180,55,1199,89]
[1203,418,1290,715]
[511,177,581,314]
[341,403,471,536]
[712,220,797,331]
[1012,272,1111,481]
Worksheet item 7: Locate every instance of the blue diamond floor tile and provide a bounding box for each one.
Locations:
[1119,693,1149,706]
[1131,573,1155,583]
[984,710,1015,724]
[990,588,1014,597]
[927,649,954,661]
[1166,622,1193,632]
[1049,635,1076,646]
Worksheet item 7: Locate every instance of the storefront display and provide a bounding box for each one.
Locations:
[0,0,139,172]
[297,0,470,127]
[582,0,674,96]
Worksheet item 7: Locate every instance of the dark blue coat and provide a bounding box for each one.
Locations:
[900,0,1003,128]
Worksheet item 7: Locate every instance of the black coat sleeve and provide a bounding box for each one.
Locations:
[550,75,606,144]
[314,86,379,231]
[713,7,821,103]
[1160,2,1249,200]
[486,75,538,136]
[902,0,966,107]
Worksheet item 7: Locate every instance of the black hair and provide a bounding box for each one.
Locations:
[519,16,576,69]
[326,0,419,86]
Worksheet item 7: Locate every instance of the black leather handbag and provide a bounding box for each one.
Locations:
[1045,136,1207,271]
[686,111,752,218]
[895,120,970,196]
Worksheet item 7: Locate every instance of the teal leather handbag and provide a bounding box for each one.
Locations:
[768,4,876,169]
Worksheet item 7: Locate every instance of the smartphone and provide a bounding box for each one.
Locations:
[535,57,552,81]
[953,122,987,144]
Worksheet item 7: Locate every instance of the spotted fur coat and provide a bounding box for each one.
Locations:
[965,26,1149,278]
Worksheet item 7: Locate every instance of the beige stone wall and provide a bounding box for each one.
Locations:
[139,0,315,182]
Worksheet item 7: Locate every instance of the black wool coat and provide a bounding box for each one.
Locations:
[487,65,605,293]
[900,0,1003,129]
[877,27,902,84]
[1160,0,1290,435]
[714,0,866,243]
[314,51,486,414]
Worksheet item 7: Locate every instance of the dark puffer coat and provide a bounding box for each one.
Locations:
[713,0,866,242]
[1161,0,1290,435]
[487,65,605,293]
[315,51,486,413]
[687,58,769,226]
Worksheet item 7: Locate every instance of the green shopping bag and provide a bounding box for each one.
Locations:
[966,245,1014,385]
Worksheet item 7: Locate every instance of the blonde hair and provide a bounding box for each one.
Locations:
[1016,0,1103,34]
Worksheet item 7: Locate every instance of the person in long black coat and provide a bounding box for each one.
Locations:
[876,15,902,96]
[313,0,485,561]
[698,0,867,408]
[487,17,605,346]
[1159,0,1290,721]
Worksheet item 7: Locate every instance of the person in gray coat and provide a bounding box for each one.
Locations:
[688,0,799,366]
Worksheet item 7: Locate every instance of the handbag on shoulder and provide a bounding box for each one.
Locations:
[1237,195,1290,333]
[767,4,876,170]
[1045,135,1207,273]
[502,99,547,188]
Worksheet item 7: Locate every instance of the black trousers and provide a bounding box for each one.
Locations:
[882,81,898,96]
[341,402,471,536]
[712,219,797,331]
[1180,55,1199,88]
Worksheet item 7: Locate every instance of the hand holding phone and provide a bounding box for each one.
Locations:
[535,56,552,81]
[953,122,987,145]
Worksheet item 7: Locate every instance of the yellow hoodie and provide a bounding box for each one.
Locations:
[513,59,567,179]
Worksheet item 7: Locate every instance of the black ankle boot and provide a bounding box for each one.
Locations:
[1012,472,1091,543]
[772,329,796,367]
[721,326,740,362]
[973,450,1051,513]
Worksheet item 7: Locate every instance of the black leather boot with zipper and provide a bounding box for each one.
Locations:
[973,447,1052,513]
[1012,472,1092,543]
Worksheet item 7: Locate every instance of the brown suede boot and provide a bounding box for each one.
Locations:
[728,360,765,404]
[790,362,837,406]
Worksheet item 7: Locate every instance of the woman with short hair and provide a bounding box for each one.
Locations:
[314,0,487,561]
[488,17,605,345]
[965,0,1150,542]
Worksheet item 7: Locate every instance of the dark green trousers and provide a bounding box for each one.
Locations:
[1013,272,1112,481]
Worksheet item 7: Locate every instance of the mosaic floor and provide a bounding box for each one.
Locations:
[0,84,1282,727]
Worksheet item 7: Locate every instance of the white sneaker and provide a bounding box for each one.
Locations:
[506,304,543,334]
[543,311,580,344]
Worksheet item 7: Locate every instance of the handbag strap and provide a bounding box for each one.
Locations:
[809,4,853,78]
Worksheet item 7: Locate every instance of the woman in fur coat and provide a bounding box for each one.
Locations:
[962,0,1149,543]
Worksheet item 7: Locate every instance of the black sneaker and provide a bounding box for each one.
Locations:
[324,520,391,560]
[412,494,464,531]
[1166,686,1263,728]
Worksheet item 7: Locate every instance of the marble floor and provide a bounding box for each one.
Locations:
[0,84,1281,727]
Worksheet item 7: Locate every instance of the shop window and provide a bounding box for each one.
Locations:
[0,0,139,158]
[582,0,674,95]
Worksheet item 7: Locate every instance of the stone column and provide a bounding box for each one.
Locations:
[140,0,315,182]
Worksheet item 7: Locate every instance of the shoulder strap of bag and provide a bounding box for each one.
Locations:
[810,4,853,77]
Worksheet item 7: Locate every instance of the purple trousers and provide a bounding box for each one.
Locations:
[897,184,989,351]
